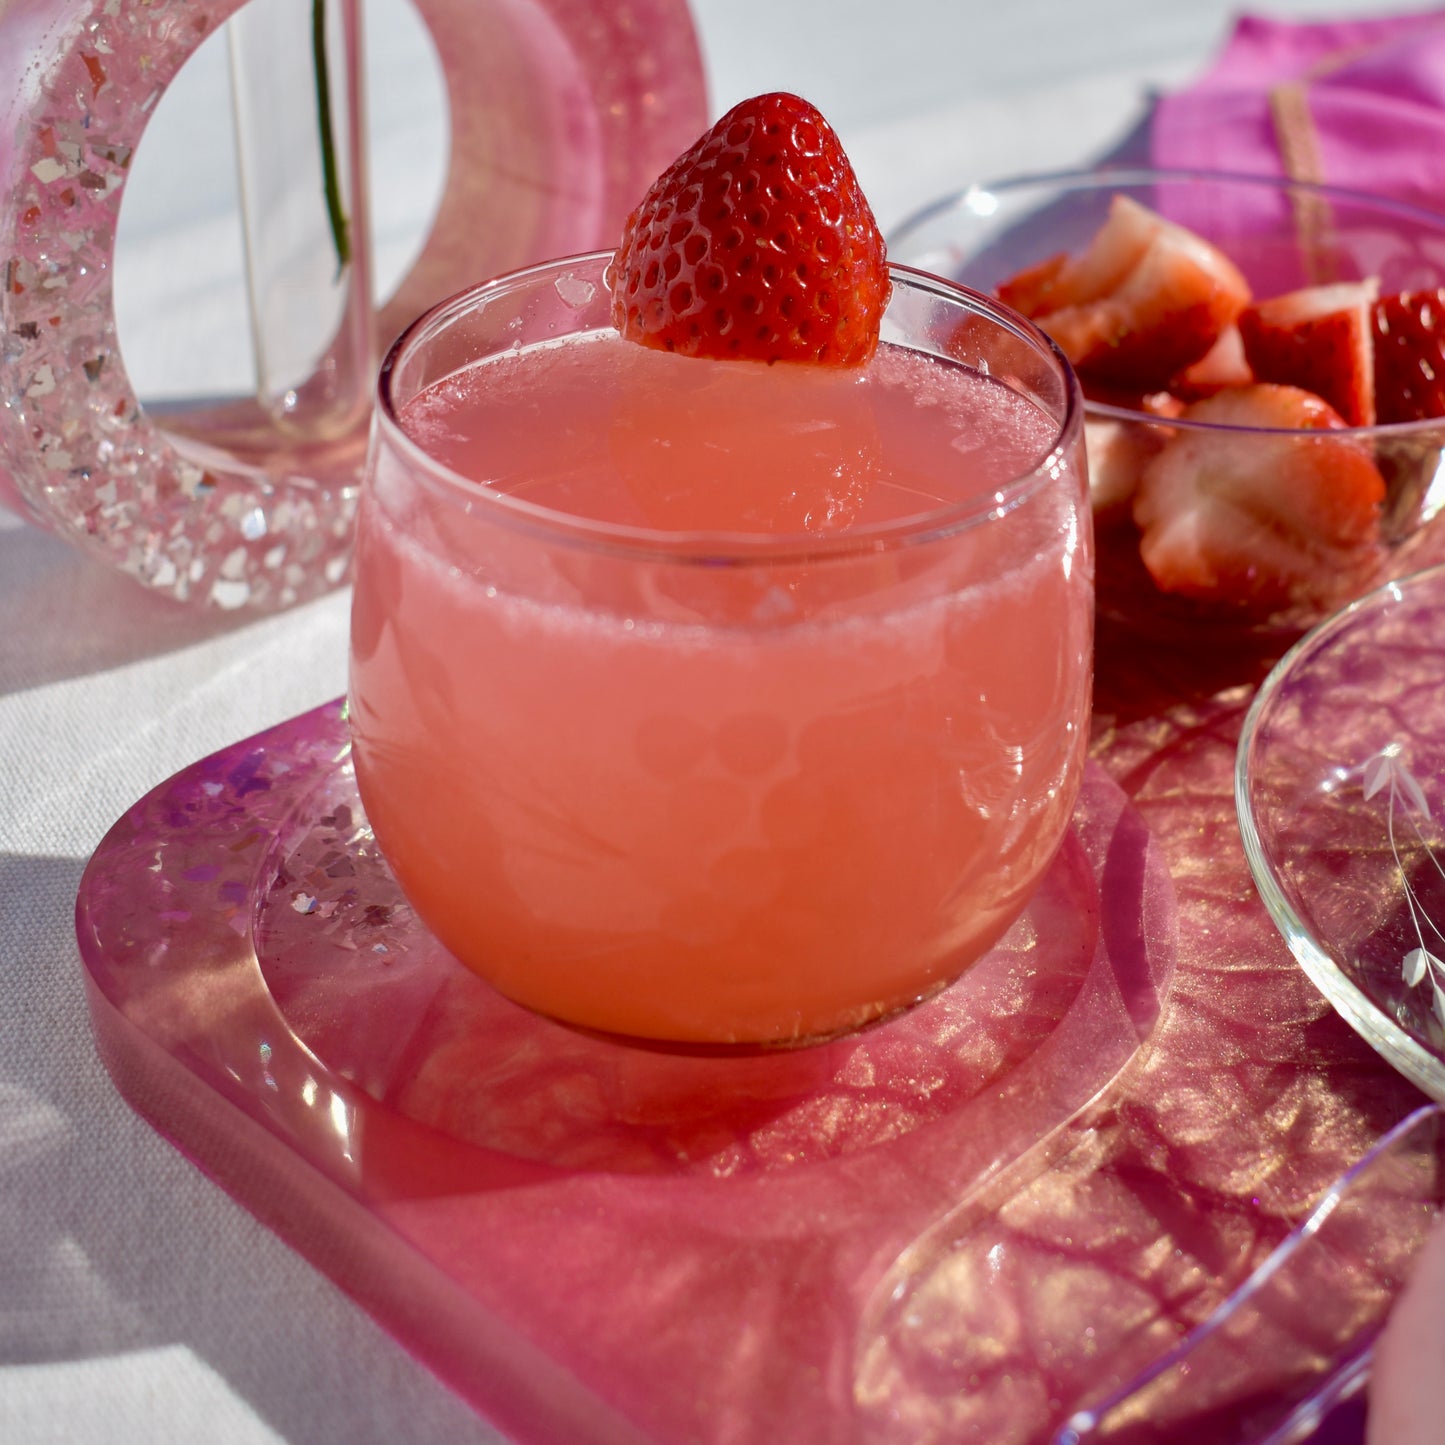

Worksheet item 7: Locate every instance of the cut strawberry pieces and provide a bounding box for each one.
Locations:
[1373,289,1445,424]
[1237,280,1378,427]
[1132,385,1386,615]
[608,92,889,366]
[991,196,1445,619]
[998,195,1252,392]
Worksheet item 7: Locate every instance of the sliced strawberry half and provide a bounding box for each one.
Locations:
[1171,323,1253,400]
[997,253,1068,317]
[1080,390,1184,519]
[1085,415,1173,519]
[1078,380,1186,416]
[1374,288,1445,424]
[1131,384,1386,616]
[608,92,889,366]
[997,195,1252,392]
[1237,280,1378,427]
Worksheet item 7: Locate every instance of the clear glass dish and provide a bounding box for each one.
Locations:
[1053,1101,1445,1445]
[890,168,1445,644]
[1237,560,1445,1099]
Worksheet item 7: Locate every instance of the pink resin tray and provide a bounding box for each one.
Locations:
[73,698,1439,1443]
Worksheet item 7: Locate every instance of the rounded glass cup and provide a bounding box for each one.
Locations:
[347,253,1093,1048]
[890,168,1445,644]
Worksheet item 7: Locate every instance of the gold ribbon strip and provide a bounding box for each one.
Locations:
[1266,30,1435,283]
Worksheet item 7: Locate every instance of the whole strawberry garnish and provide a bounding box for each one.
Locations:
[608,92,889,366]
[1374,289,1445,424]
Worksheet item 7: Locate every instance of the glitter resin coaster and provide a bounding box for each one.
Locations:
[0,0,705,610]
[77,699,1181,1443]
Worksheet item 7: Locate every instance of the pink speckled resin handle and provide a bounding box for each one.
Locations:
[0,0,706,609]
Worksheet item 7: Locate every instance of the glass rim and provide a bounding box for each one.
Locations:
[890,164,1445,441]
[373,251,1086,568]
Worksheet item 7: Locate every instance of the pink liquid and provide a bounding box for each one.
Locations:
[350,331,1092,1045]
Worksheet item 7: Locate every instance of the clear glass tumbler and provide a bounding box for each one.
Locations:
[348,253,1094,1047]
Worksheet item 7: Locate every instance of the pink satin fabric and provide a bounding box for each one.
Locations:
[1152,9,1445,212]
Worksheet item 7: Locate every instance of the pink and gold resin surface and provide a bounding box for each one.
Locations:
[78,699,1174,1442]
[75,679,1445,1443]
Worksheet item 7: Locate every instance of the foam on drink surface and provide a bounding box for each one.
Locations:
[397,331,1060,537]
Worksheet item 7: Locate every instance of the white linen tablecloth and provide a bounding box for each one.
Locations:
[0,1,1432,1440]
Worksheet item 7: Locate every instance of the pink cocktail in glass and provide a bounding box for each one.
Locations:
[348,253,1093,1046]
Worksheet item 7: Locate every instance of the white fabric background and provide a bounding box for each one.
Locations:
[0,0,1431,1440]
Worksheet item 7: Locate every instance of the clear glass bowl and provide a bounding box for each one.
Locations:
[1236,560,1445,1100]
[890,168,1445,643]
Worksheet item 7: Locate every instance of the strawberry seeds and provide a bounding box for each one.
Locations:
[608,92,890,366]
